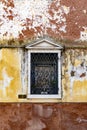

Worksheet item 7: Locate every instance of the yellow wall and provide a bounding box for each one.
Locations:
[0,48,87,102]
[62,49,87,102]
[0,49,21,102]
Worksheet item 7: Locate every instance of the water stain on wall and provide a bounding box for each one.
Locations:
[0,49,21,101]
[0,48,87,102]
[63,49,87,102]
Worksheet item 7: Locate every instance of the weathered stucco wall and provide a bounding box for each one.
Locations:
[0,103,87,130]
[0,48,22,101]
[0,48,87,102]
[0,1,87,129]
[0,0,87,42]
[62,49,87,102]
[0,0,87,102]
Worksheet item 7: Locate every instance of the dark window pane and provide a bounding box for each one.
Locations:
[31,53,58,95]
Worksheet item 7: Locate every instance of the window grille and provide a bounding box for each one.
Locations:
[31,53,58,95]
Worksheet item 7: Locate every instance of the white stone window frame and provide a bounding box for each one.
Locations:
[26,38,63,99]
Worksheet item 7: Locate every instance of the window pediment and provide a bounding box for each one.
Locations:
[25,38,63,50]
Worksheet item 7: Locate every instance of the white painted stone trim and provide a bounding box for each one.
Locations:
[26,39,63,50]
[28,50,31,98]
[27,50,62,99]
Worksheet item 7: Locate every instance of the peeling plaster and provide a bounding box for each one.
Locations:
[0,0,87,41]
[62,49,87,102]
[80,27,87,41]
[20,49,28,94]
[62,6,70,15]
[0,68,13,97]
[0,48,87,102]
[63,50,87,99]
[59,25,66,33]
[26,118,46,130]
[0,49,22,101]
[76,117,87,123]
[69,63,87,95]
[33,105,53,118]
[83,10,86,14]
[0,0,49,39]
[80,31,87,41]
[0,0,69,40]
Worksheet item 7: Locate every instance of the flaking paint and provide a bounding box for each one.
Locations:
[0,49,21,101]
[0,0,87,102]
[1,0,87,41]
[62,49,87,102]
[0,48,87,102]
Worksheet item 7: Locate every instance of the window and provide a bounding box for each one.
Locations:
[31,53,58,95]
[26,38,63,99]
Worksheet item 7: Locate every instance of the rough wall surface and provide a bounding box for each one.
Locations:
[0,0,87,129]
[0,48,87,102]
[0,49,21,101]
[0,1,87,102]
[62,49,87,102]
[0,0,87,43]
[0,103,87,130]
